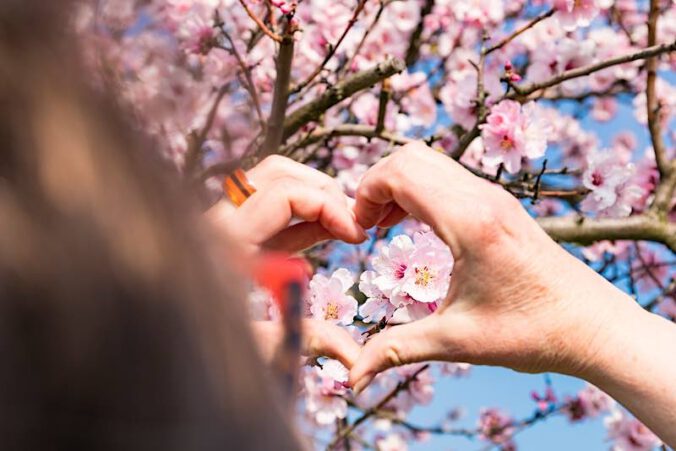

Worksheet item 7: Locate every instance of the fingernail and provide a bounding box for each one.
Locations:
[352,373,374,395]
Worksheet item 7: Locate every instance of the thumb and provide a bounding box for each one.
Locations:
[349,314,447,393]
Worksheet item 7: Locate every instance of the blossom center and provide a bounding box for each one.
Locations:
[591,171,603,186]
[500,135,513,151]
[395,264,407,279]
[414,266,434,287]
[324,303,339,320]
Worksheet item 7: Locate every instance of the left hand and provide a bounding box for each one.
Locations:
[252,320,361,369]
[208,155,368,253]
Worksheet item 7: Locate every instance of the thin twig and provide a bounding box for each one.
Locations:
[327,365,430,449]
[484,9,554,55]
[238,0,282,42]
[290,0,367,95]
[217,24,265,129]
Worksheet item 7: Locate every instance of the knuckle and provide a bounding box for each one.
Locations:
[260,154,292,172]
[469,202,506,245]
[273,176,300,194]
[380,338,406,367]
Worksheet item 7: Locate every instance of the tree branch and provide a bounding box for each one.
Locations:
[282,57,406,141]
[327,364,430,450]
[537,214,676,252]
[260,21,295,157]
[645,0,670,179]
[507,40,676,100]
[404,0,435,66]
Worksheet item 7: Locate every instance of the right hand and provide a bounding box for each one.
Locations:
[349,142,640,392]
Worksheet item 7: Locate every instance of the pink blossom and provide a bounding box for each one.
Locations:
[581,151,642,218]
[375,433,408,451]
[440,71,502,130]
[440,362,472,377]
[359,270,396,323]
[390,72,437,129]
[248,285,280,321]
[308,268,358,325]
[581,240,631,262]
[554,0,600,31]
[336,163,368,197]
[604,409,661,451]
[371,235,416,307]
[592,97,618,122]
[398,232,453,303]
[391,300,439,323]
[477,408,515,447]
[658,294,676,318]
[564,384,614,421]
[385,1,420,33]
[303,360,349,425]
[480,100,550,174]
[387,364,435,412]
[631,245,671,293]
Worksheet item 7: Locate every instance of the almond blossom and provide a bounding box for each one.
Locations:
[78,0,676,447]
[477,408,516,449]
[553,0,601,31]
[581,151,643,218]
[604,409,662,451]
[308,268,358,325]
[564,384,615,421]
[370,231,453,309]
[480,100,550,174]
[303,360,350,425]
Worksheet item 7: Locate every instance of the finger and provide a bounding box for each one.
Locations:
[249,155,348,205]
[230,178,368,246]
[304,320,361,368]
[354,142,501,255]
[252,320,361,369]
[263,222,334,252]
[349,314,448,393]
[377,203,408,228]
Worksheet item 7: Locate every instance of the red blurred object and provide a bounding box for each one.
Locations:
[250,253,310,402]
[251,253,310,309]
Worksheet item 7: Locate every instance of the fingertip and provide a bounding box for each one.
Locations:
[352,372,374,395]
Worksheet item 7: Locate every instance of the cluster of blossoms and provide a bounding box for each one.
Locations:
[581,150,644,218]
[480,100,551,174]
[78,0,675,448]
[360,230,454,324]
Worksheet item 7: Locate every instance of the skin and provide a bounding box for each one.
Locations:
[349,142,676,447]
[211,150,676,447]
[208,155,365,369]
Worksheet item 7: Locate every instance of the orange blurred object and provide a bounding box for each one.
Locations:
[222,168,256,207]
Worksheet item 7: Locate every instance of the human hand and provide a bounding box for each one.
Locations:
[349,142,640,392]
[208,155,368,253]
[252,319,361,369]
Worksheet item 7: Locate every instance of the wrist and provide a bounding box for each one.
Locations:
[564,287,645,383]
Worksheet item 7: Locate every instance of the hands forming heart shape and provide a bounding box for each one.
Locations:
[209,142,676,447]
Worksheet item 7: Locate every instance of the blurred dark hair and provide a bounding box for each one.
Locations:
[0,1,301,449]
